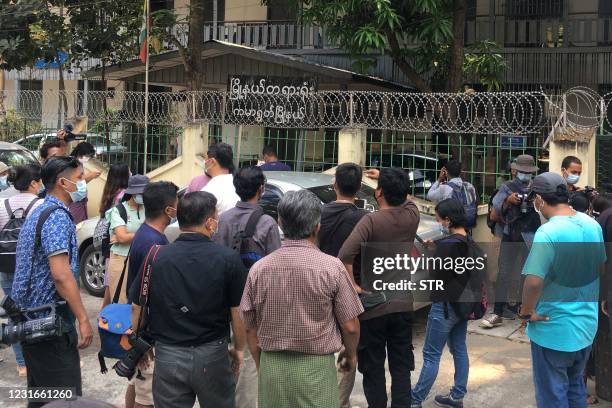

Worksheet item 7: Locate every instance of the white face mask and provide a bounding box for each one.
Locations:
[78,157,90,165]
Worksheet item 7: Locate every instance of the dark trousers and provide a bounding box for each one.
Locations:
[21,330,82,408]
[153,338,235,408]
[358,312,414,408]
[494,234,528,315]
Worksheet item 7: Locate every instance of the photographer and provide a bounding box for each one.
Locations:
[130,191,247,408]
[561,155,598,214]
[481,154,541,329]
[11,157,94,407]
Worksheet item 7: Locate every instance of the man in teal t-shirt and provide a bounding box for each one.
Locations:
[520,172,606,408]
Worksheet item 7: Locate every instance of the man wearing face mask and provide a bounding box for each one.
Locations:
[201,143,240,214]
[482,154,541,329]
[130,191,248,408]
[123,181,178,408]
[561,155,597,214]
[68,142,101,224]
[12,157,94,407]
[519,172,606,407]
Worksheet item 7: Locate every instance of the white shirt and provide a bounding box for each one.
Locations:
[201,174,240,215]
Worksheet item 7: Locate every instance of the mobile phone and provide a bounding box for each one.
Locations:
[354,199,367,209]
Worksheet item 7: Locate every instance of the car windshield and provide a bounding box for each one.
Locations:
[0,149,39,167]
[308,184,379,210]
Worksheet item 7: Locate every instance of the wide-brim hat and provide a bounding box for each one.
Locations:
[511,154,538,173]
[124,174,149,195]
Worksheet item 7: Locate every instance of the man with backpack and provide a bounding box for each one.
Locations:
[124,181,178,408]
[481,154,541,328]
[11,157,93,407]
[214,165,281,408]
[427,160,478,229]
[319,162,368,408]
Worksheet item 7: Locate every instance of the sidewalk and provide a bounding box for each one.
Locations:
[1,293,610,407]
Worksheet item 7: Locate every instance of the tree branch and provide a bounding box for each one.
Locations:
[170,36,189,73]
[387,33,432,93]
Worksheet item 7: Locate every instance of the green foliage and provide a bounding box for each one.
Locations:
[276,0,507,91]
[66,0,142,69]
[463,40,509,91]
[0,0,42,70]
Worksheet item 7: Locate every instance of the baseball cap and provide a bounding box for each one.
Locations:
[529,172,568,195]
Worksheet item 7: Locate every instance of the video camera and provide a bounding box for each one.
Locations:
[113,333,152,380]
[50,117,88,143]
[0,296,63,347]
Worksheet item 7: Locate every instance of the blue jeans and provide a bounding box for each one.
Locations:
[411,302,469,404]
[0,272,26,367]
[531,342,590,408]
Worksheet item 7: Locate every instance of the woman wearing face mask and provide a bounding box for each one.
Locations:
[67,142,101,224]
[101,174,149,307]
[0,164,45,377]
[411,199,472,408]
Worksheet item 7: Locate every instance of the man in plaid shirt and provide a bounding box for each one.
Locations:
[239,189,363,408]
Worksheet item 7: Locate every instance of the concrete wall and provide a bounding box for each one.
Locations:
[225,0,267,21]
[85,124,209,217]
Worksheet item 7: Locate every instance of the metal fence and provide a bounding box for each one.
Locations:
[2,88,610,201]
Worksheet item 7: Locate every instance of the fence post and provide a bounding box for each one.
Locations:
[337,127,366,167]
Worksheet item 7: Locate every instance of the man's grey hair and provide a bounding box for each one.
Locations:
[278,189,322,240]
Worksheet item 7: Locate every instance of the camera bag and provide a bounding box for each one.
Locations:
[97,244,161,374]
[97,254,132,373]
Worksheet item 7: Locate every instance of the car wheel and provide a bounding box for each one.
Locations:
[80,244,106,297]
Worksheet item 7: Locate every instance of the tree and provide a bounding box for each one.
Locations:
[151,1,207,91]
[286,0,506,93]
[66,0,141,151]
[0,0,42,129]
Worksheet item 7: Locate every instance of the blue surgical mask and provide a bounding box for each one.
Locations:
[63,178,87,202]
[517,172,532,183]
[38,183,45,195]
[438,223,450,235]
[134,195,144,205]
[566,174,580,185]
[0,175,8,190]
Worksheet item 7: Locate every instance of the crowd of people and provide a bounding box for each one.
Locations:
[0,137,610,408]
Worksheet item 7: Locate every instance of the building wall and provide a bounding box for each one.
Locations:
[225,0,267,21]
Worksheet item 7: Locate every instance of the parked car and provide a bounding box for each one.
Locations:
[14,132,127,159]
[0,141,41,167]
[76,171,442,298]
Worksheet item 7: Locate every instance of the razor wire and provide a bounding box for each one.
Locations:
[1,88,610,134]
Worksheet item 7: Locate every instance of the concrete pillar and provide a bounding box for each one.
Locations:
[338,127,367,166]
[548,132,597,188]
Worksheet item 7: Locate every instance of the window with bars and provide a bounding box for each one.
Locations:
[507,0,563,19]
[466,0,477,20]
[600,0,612,17]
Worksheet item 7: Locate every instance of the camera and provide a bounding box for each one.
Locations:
[113,333,152,380]
[60,122,87,143]
[516,193,531,214]
[0,296,63,346]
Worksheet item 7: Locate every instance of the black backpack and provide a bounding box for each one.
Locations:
[231,207,265,269]
[93,204,128,258]
[447,181,478,229]
[449,236,489,321]
[0,198,40,274]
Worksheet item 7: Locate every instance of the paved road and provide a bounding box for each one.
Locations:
[1,290,610,407]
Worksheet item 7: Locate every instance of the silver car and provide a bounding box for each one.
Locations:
[76,171,441,297]
[14,133,127,159]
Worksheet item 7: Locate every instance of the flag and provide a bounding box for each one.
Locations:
[139,0,148,64]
